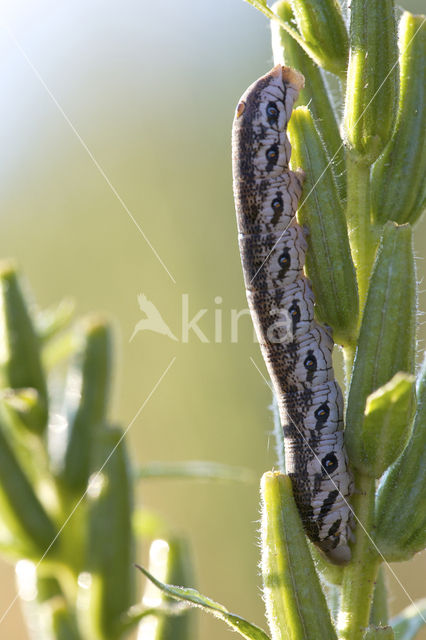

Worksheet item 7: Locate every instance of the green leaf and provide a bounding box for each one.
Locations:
[343,0,399,165]
[391,599,426,640]
[288,106,359,346]
[345,222,416,473]
[136,565,271,640]
[260,472,338,640]
[371,13,426,226]
[135,460,254,483]
[361,372,416,477]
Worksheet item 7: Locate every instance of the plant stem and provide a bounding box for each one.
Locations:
[345,155,377,311]
[370,565,389,626]
[338,473,380,640]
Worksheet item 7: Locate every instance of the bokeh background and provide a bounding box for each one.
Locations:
[0,1,425,638]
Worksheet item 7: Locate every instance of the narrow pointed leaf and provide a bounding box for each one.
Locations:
[136,565,270,640]
[137,537,194,640]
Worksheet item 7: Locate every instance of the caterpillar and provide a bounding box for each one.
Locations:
[232,65,353,564]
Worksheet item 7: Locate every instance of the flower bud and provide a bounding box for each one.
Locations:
[374,353,426,561]
[361,372,416,478]
[371,13,426,225]
[345,223,416,473]
[343,0,399,165]
[83,427,134,638]
[260,472,337,640]
[0,413,57,558]
[288,106,359,346]
[0,262,47,432]
[54,316,112,493]
[288,0,348,76]
[271,1,346,199]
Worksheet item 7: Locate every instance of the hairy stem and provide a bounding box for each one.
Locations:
[338,473,380,640]
[345,156,377,311]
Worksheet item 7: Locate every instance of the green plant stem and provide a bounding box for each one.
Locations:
[338,473,380,640]
[370,565,389,626]
[345,155,377,311]
[343,342,357,390]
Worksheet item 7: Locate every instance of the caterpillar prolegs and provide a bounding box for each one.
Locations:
[232,65,354,564]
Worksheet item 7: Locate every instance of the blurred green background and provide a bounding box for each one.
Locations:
[0,1,425,638]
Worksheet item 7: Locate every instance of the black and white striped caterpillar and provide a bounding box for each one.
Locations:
[232,65,353,564]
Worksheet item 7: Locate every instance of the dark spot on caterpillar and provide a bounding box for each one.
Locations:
[319,490,339,520]
[289,301,300,332]
[314,403,330,423]
[327,518,342,539]
[304,351,317,375]
[266,101,279,125]
[321,453,338,474]
[271,194,284,223]
[278,249,290,275]
[265,144,279,171]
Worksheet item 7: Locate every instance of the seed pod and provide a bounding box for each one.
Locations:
[55,316,112,493]
[288,0,348,76]
[260,471,338,640]
[288,106,359,346]
[374,353,426,561]
[345,222,416,473]
[271,1,346,199]
[83,427,134,639]
[343,0,399,165]
[361,372,416,478]
[371,13,426,225]
[138,537,194,640]
[0,413,57,558]
[0,262,47,432]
